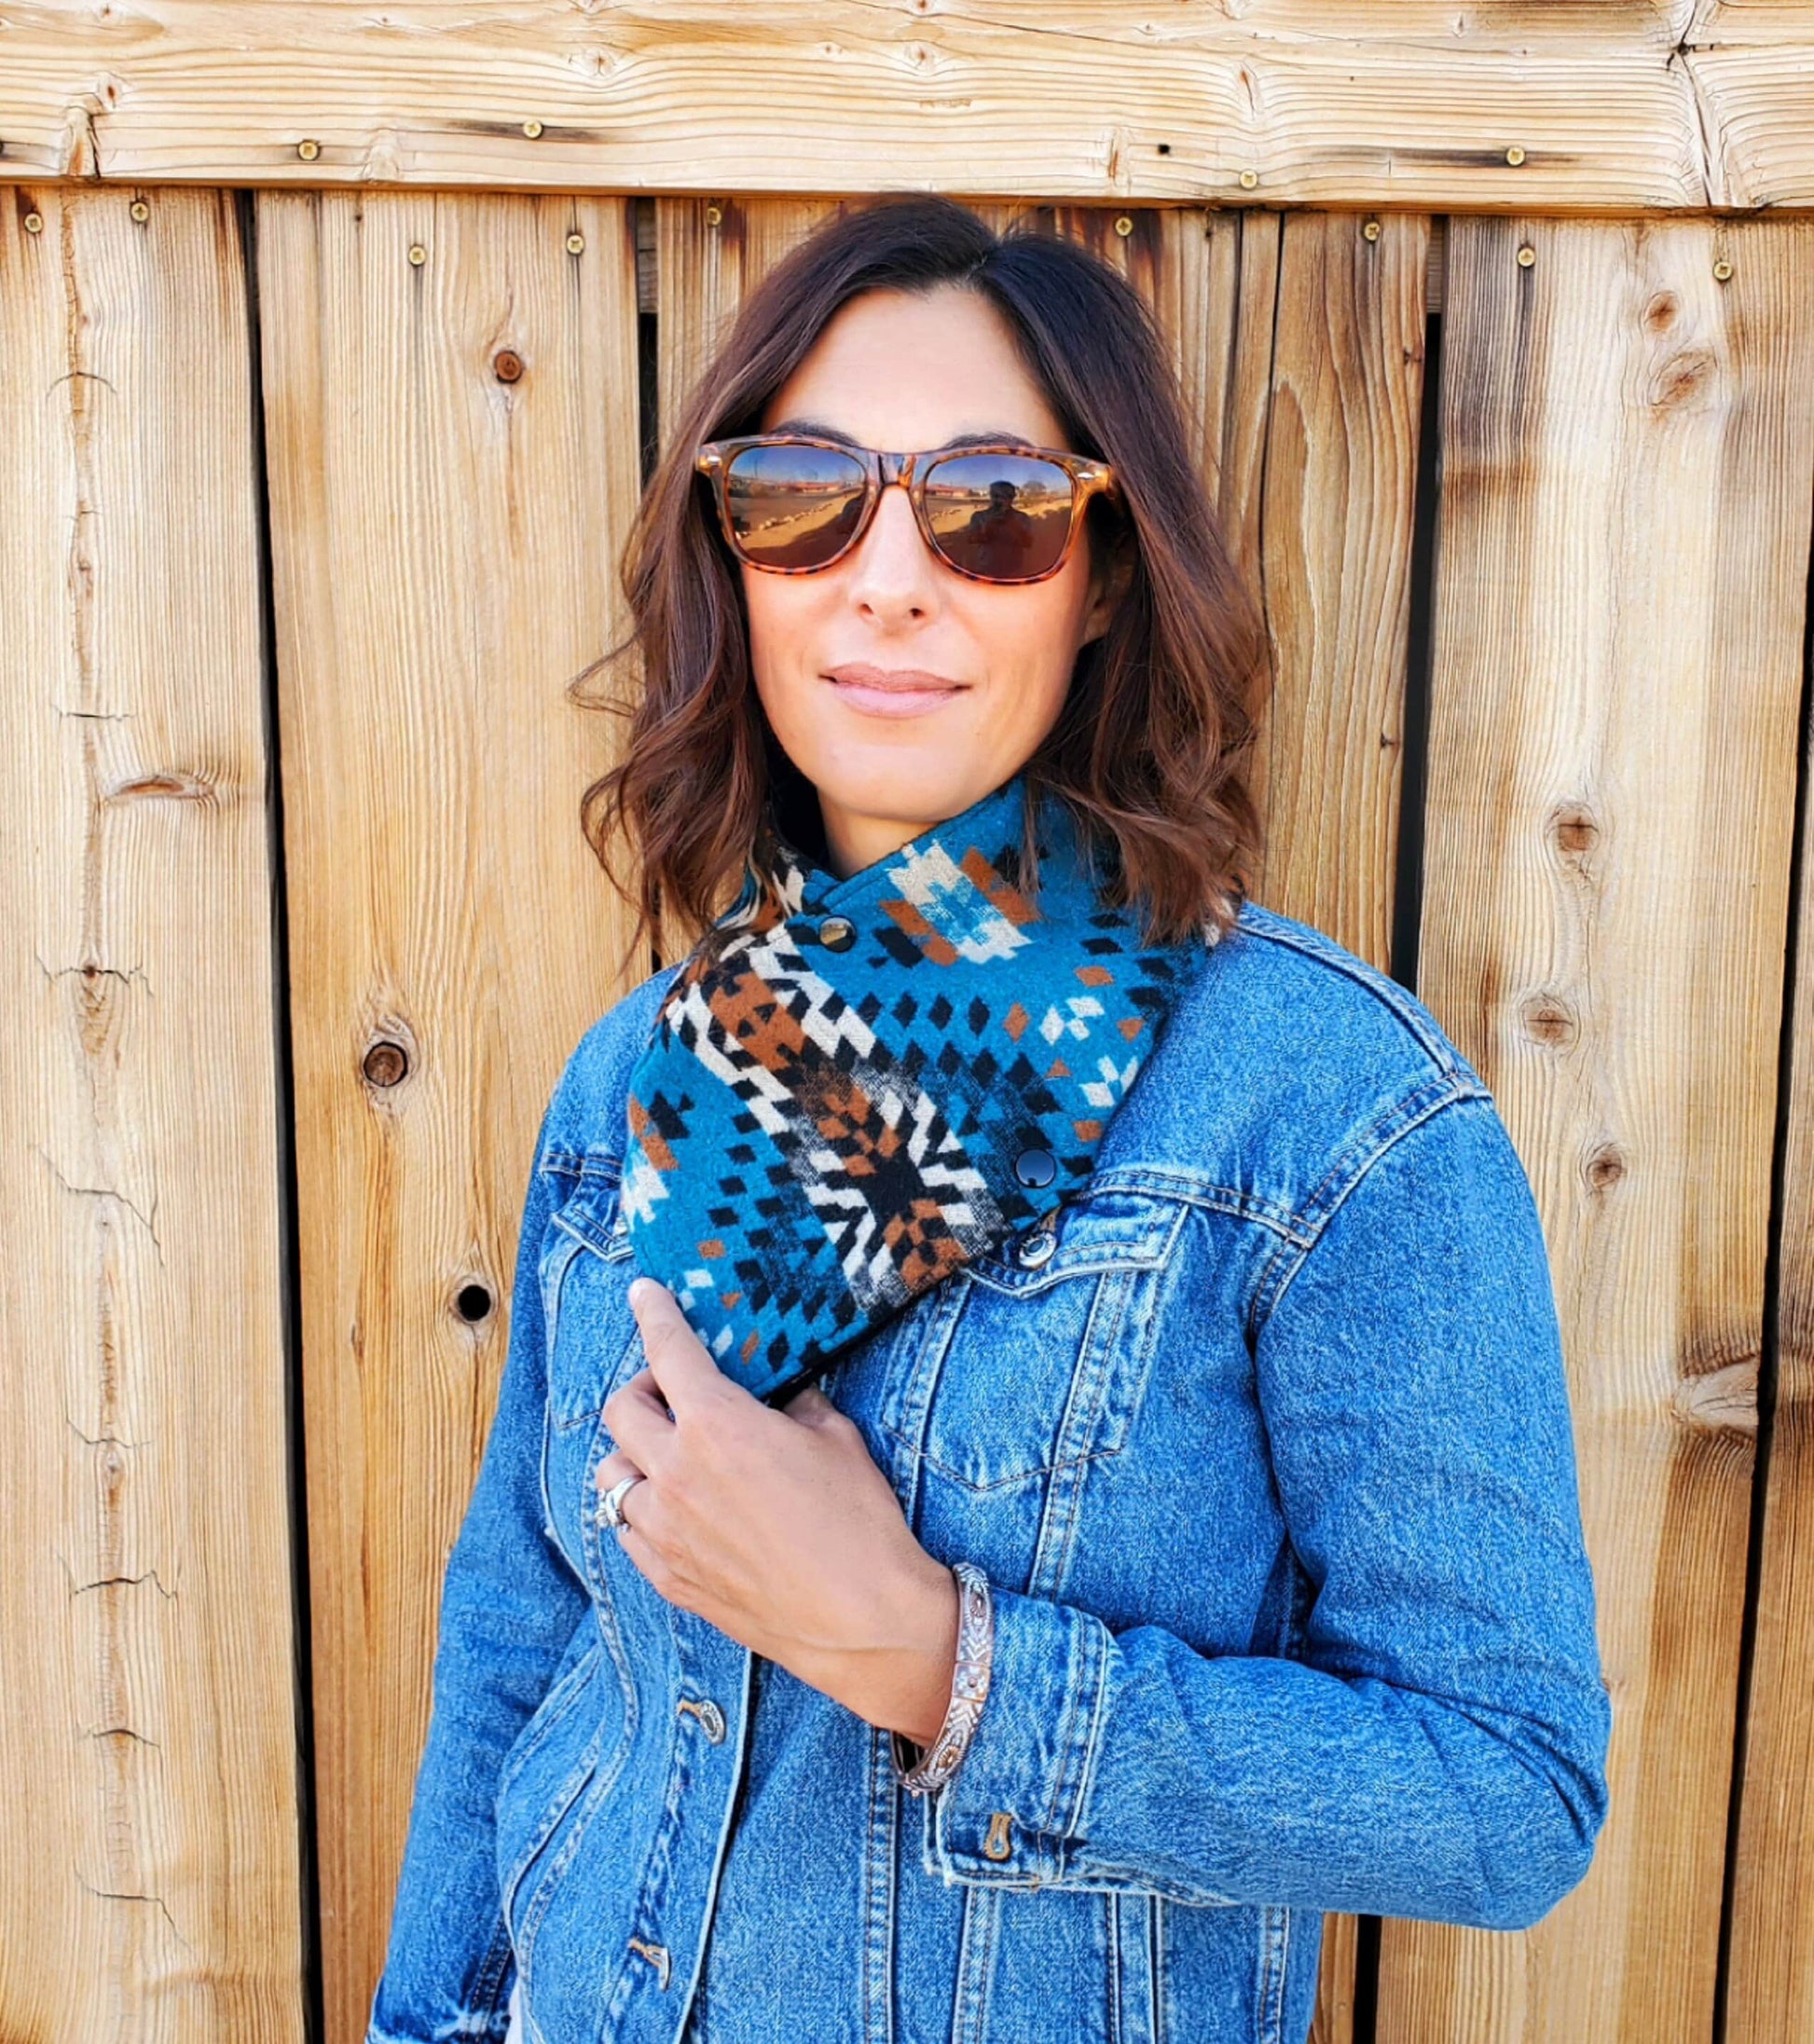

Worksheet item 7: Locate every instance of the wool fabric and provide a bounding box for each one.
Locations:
[618,770,1215,1404]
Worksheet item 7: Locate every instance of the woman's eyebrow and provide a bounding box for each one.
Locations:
[766,418,1038,450]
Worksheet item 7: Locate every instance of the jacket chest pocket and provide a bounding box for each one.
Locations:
[542,1171,644,1432]
[882,1187,1187,1495]
[539,1169,655,1589]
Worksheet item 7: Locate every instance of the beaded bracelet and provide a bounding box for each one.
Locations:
[889,1560,995,1796]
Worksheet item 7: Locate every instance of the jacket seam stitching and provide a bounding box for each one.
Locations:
[1246,1079,1491,1339]
[1048,1611,1111,1841]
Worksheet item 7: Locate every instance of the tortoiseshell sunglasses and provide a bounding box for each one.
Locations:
[694,432,1123,585]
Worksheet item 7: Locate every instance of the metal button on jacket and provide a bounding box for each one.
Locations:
[1014,1145,1058,1188]
[818,915,857,951]
[678,1695,727,1743]
[1017,1228,1057,1269]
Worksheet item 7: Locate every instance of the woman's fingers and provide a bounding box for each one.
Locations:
[593,1452,646,1523]
[603,1364,679,1467]
[629,1278,736,1417]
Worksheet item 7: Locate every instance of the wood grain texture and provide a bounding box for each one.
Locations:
[2,0,1783,211]
[1249,209,1430,960]
[1690,1,1814,204]
[0,185,303,2042]
[1380,213,1814,2044]
[655,195,844,468]
[1725,224,1814,2035]
[1731,1034,1814,2010]
[255,189,645,2044]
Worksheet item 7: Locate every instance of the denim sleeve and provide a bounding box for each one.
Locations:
[926,1088,1613,1932]
[365,1100,591,2043]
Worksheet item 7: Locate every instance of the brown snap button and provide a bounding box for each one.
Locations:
[678,1695,726,1743]
[818,915,857,951]
[626,1936,672,1988]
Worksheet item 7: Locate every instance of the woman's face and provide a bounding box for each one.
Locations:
[744,282,1125,877]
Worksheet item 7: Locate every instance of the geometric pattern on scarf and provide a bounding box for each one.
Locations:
[618,769,1214,1404]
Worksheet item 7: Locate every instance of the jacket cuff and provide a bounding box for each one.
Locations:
[920,1584,1109,1886]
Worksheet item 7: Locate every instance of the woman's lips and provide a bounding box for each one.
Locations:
[822,666,966,720]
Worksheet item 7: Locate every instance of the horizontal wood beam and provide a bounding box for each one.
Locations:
[1,2,1811,212]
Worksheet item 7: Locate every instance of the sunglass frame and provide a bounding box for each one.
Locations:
[693,432,1123,585]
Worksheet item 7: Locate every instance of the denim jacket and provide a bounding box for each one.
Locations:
[367,899,1612,2044]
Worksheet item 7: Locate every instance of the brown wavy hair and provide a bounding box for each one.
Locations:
[580,192,1267,980]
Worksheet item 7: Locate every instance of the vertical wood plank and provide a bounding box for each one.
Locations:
[1256,211,1430,959]
[1381,214,1814,2043]
[256,190,645,2043]
[1728,267,1814,2033]
[657,195,844,455]
[0,186,303,2041]
[654,191,1394,2044]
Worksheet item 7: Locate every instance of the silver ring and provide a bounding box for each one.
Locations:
[598,1470,646,1531]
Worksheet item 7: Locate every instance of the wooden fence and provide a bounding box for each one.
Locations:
[7,9,1814,2042]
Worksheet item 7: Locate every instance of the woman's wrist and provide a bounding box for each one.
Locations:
[888,1561,994,1794]
[809,1550,959,1744]
[889,1558,963,1747]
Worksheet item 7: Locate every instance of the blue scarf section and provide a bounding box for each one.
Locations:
[619,771,1213,1403]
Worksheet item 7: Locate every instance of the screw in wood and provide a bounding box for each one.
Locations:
[362,1040,409,1088]
[1712,257,1733,282]
[1114,214,1134,238]
[705,203,723,226]
[24,211,44,234]
[1238,168,1258,189]
[493,349,525,384]
[1516,242,1536,268]
[408,243,427,267]
[130,199,149,223]
[523,117,544,139]
[1505,144,1526,166]
[1362,218,1382,242]
[297,138,321,161]
[565,230,585,255]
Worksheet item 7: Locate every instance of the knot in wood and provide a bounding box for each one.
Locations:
[1552,804,1600,857]
[1521,995,1577,1049]
[1585,1145,1626,1192]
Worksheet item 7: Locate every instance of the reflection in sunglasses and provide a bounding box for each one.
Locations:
[705,436,1112,583]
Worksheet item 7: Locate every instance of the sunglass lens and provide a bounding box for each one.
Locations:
[921,453,1076,582]
[722,443,869,569]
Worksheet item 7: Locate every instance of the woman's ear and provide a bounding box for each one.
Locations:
[1079,528,1136,646]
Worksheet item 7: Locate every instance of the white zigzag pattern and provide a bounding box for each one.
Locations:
[886,842,1032,965]
[1038,994,1106,1045]
[658,923,999,1311]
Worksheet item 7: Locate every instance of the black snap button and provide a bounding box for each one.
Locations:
[818,915,857,951]
[1014,1145,1057,1189]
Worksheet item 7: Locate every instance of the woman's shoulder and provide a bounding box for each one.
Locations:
[1204,899,1486,1089]
[537,958,687,1171]
[1118,898,1503,1215]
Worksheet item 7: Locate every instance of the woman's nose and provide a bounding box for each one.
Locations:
[843,481,941,614]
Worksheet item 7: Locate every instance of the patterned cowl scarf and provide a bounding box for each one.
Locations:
[618,770,1214,1405]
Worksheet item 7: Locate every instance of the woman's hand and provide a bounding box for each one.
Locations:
[596,1277,960,1748]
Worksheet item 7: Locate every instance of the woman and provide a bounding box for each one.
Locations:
[368,195,1611,2044]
